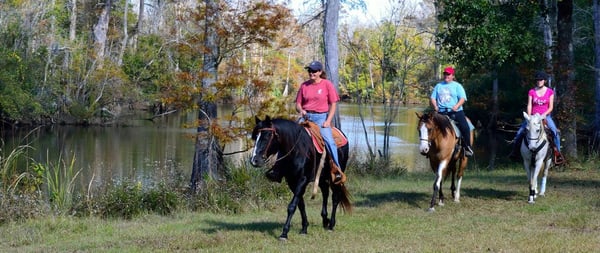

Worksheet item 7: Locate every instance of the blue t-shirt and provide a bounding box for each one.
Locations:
[430,81,467,111]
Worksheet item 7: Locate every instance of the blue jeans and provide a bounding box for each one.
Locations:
[439,110,471,147]
[302,112,341,168]
[516,115,561,151]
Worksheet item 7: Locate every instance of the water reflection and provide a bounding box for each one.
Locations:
[1,104,437,188]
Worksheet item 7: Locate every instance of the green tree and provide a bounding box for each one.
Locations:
[187,1,294,190]
[436,0,543,168]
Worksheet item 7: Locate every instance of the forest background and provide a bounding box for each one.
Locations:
[1,0,599,184]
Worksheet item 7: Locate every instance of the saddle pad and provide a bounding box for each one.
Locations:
[446,116,475,139]
[302,121,348,154]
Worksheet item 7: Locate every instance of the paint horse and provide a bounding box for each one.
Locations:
[417,111,473,212]
[521,112,553,204]
[250,116,352,240]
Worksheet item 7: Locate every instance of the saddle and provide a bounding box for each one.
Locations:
[300,121,348,154]
[541,119,566,165]
[300,121,348,185]
[442,115,475,152]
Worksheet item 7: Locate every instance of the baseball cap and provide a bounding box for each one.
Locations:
[305,61,323,71]
[443,66,455,75]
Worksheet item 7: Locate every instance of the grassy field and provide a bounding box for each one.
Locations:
[1,167,599,252]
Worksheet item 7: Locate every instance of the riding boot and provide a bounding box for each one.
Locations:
[265,168,283,183]
[330,160,346,185]
[554,147,566,165]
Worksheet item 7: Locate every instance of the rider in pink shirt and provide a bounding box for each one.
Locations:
[509,71,564,164]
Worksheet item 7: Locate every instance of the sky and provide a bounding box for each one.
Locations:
[286,0,423,26]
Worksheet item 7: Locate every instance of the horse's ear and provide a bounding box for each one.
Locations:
[265,115,271,122]
[523,111,529,121]
[415,112,422,119]
[255,115,261,124]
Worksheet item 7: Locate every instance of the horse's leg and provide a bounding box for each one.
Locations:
[454,156,467,203]
[438,180,445,206]
[429,160,447,212]
[298,196,309,235]
[328,184,345,230]
[528,154,545,204]
[521,146,535,203]
[280,176,309,240]
[450,162,457,201]
[320,179,330,228]
[540,156,552,196]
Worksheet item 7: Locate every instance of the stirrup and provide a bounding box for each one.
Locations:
[464,146,474,157]
[554,153,566,165]
[332,172,346,185]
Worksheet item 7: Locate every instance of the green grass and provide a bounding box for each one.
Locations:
[1,168,599,252]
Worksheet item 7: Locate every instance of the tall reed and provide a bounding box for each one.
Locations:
[0,144,32,193]
[33,153,81,214]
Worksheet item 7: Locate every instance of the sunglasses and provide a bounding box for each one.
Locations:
[308,69,320,74]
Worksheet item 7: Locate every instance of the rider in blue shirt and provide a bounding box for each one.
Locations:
[430,66,473,157]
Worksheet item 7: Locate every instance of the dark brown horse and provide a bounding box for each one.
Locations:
[250,116,352,240]
[416,111,473,212]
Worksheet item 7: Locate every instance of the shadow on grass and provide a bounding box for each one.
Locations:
[547,176,600,189]
[354,191,429,209]
[463,187,521,200]
[202,219,282,238]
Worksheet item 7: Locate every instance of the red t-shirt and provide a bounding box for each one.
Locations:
[296,79,339,113]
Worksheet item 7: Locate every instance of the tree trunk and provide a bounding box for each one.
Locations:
[132,0,145,48]
[556,0,577,159]
[69,0,77,41]
[93,0,112,69]
[190,0,223,192]
[593,0,600,150]
[542,0,555,85]
[324,0,341,129]
[487,70,499,170]
[117,0,129,66]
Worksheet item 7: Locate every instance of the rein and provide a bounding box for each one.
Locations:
[257,125,302,163]
[525,120,547,165]
[525,122,548,155]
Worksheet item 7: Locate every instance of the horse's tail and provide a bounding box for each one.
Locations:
[339,184,353,214]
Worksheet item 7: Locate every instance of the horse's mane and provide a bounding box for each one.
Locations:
[429,112,453,138]
[270,118,313,157]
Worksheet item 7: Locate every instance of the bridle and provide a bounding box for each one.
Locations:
[525,120,547,154]
[419,120,432,146]
[255,124,301,163]
[256,127,278,160]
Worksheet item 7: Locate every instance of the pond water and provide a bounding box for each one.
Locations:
[1,103,504,188]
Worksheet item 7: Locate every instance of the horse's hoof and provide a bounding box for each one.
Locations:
[539,193,545,197]
[278,237,288,242]
[427,207,435,212]
[438,202,445,206]
[453,199,460,203]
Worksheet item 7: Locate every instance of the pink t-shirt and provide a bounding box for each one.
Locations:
[296,79,339,113]
[528,87,554,115]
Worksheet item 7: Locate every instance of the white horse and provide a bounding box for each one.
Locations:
[521,112,553,204]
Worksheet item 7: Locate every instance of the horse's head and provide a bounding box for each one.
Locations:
[523,112,547,151]
[416,112,434,155]
[250,115,279,167]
